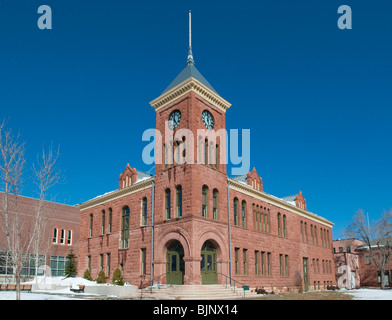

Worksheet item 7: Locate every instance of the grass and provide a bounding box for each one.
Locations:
[246,291,353,300]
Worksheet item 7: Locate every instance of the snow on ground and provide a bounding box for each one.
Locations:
[0,276,127,300]
[342,288,392,300]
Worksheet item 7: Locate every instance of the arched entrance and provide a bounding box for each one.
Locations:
[166,241,185,285]
[201,240,217,284]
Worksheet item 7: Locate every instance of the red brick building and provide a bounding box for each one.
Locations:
[0,194,80,280]
[78,26,335,292]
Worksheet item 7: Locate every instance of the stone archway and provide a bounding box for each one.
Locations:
[201,240,217,284]
[197,230,229,285]
[166,240,185,285]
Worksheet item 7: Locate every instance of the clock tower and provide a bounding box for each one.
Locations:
[149,11,232,284]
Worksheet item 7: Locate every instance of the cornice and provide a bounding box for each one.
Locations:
[78,178,154,211]
[227,178,334,228]
[150,77,231,113]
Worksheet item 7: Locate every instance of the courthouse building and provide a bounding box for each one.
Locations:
[78,16,335,291]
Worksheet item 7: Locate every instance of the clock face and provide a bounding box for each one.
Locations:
[202,110,214,130]
[168,110,181,130]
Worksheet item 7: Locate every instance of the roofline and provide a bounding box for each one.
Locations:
[150,76,231,113]
[227,178,334,228]
[78,178,155,211]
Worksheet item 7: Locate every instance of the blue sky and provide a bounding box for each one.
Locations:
[0,0,391,239]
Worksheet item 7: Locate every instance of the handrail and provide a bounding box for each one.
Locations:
[218,273,248,295]
[141,272,168,295]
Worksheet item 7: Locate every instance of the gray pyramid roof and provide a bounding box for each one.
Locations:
[162,63,217,94]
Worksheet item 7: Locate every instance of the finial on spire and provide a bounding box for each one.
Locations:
[187,10,195,65]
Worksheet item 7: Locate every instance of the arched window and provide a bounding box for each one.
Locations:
[67,230,72,245]
[277,213,281,236]
[176,186,182,217]
[89,214,93,238]
[283,215,287,238]
[141,197,147,225]
[202,185,208,217]
[53,228,58,243]
[121,206,130,249]
[108,208,112,234]
[165,189,171,220]
[213,189,218,220]
[60,229,65,244]
[233,198,239,226]
[242,200,246,228]
[101,210,105,235]
[204,139,208,165]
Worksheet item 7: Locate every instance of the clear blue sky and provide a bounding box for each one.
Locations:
[0,0,391,239]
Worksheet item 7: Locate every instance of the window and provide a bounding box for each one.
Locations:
[101,210,105,235]
[267,252,271,276]
[108,208,112,234]
[60,229,65,244]
[100,254,104,271]
[176,186,182,217]
[213,189,218,220]
[233,198,239,226]
[277,213,281,236]
[241,201,246,228]
[87,256,91,272]
[89,214,93,238]
[53,228,58,243]
[280,254,283,276]
[202,185,208,217]
[215,144,219,169]
[121,206,130,249]
[142,197,147,225]
[106,253,111,277]
[50,256,68,277]
[141,248,146,275]
[285,255,289,276]
[261,251,265,275]
[67,230,72,245]
[21,254,45,276]
[243,249,248,275]
[255,251,259,275]
[235,248,240,274]
[283,215,287,238]
[165,189,171,220]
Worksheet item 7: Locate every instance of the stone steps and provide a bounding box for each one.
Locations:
[140,284,259,300]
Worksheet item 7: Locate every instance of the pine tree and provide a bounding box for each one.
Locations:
[96,270,106,284]
[112,268,124,286]
[64,249,77,278]
[83,269,93,281]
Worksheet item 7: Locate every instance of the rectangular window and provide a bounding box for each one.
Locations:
[243,249,248,275]
[50,256,68,277]
[280,254,283,276]
[141,248,146,275]
[255,251,259,275]
[285,255,289,276]
[100,254,104,271]
[267,252,271,276]
[106,253,111,277]
[235,248,240,275]
[101,210,105,235]
[165,189,171,220]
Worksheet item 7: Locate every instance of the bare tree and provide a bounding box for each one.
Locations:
[0,120,26,300]
[31,143,62,281]
[344,209,392,289]
[0,121,61,299]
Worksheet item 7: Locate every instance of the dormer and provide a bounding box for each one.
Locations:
[295,191,307,210]
[232,167,263,191]
[119,163,137,189]
[281,191,307,211]
[247,167,263,191]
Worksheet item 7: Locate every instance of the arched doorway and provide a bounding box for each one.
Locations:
[201,240,217,284]
[166,241,185,285]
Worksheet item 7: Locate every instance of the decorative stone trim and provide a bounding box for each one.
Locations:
[78,178,154,211]
[150,77,231,113]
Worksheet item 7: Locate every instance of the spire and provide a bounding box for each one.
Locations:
[187,10,194,65]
